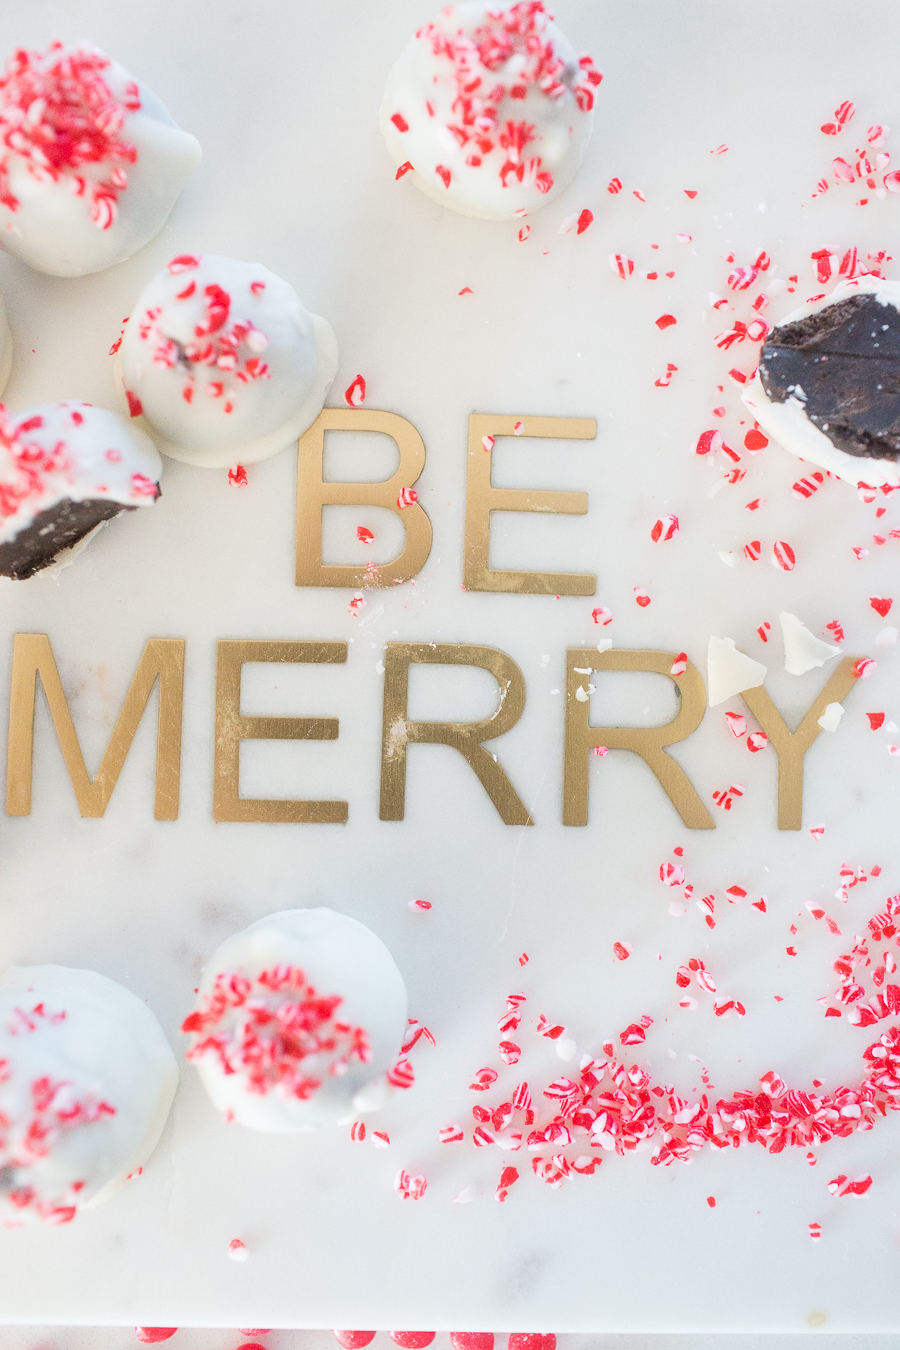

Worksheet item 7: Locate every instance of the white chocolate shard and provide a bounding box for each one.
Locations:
[707,636,767,707]
[817,702,844,732]
[780,611,841,676]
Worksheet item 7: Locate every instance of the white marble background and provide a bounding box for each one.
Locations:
[2,0,900,1336]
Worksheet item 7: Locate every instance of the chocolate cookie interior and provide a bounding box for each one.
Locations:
[0,498,133,580]
[758,293,900,461]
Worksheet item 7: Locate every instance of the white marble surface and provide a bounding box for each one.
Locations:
[2,0,900,1333]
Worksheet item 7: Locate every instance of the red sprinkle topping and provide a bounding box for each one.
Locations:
[182,966,371,1102]
[0,43,140,229]
[140,269,272,400]
[0,1003,116,1225]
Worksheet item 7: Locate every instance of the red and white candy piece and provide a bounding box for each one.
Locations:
[650,514,679,542]
[394,1171,428,1201]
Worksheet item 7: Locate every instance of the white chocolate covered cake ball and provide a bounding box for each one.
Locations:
[0,41,200,278]
[380,0,601,221]
[0,965,178,1226]
[742,276,900,488]
[115,254,338,467]
[0,400,162,579]
[182,909,408,1131]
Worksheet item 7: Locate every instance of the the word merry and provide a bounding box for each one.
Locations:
[5,636,859,831]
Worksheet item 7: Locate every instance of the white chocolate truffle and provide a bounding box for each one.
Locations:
[0,400,162,579]
[0,965,178,1226]
[380,1,601,221]
[115,254,338,467]
[742,277,900,488]
[0,41,200,278]
[183,909,408,1131]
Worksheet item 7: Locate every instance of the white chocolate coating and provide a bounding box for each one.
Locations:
[380,1,600,221]
[0,400,162,547]
[0,965,178,1226]
[0,42,200,278]
[742,277,900,488]
[0,292,12,397]
[183,909,408,1132]
[115,254,338,467]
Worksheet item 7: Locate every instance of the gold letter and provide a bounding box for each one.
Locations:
[7,634,184,820]
[740,657,860,830]
[296,408,432,588]
[464,414,597,595]
[564,648,713,828]
[214,640,347,823]
[380,642,532,824]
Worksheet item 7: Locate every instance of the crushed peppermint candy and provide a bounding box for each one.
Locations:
[0,42,140,229]
[182,966,371,1101]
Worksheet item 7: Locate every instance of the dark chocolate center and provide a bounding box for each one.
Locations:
[0,497,133,581]
[758,292,900,461]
